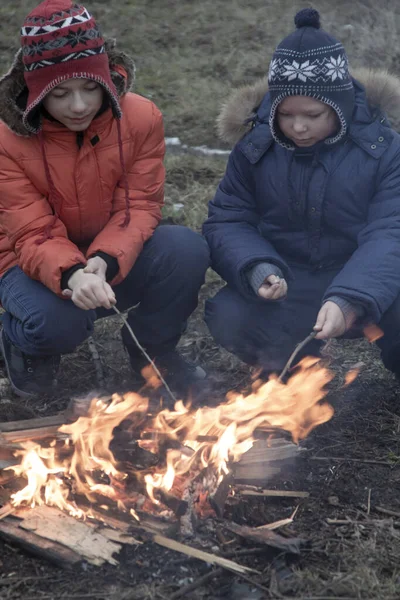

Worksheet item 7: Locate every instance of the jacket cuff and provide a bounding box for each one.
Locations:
[247,262,284,295]
[325,295,365,328]
[91,252,119,281]
[61,263,86,290]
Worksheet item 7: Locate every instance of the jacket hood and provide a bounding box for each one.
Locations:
[0,38,135,137]
[217,68,400,146]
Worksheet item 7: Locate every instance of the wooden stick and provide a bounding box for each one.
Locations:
[375,506,400,518]
[0,413,67,433]
[326,518,353,525]
[309,456,395,467]
[256,506,299,531]
[239,489,309,498]
[152,534,259,575]
[112,306,177,405]
[1,425,66,444]
[256,517,294,530]
[325,518,396,525]
[0,503,15,521]
[279,330,317,381]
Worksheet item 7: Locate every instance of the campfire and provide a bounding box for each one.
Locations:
[0,357,356,576]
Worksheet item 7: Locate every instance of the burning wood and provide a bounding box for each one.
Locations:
[0,357,345,567]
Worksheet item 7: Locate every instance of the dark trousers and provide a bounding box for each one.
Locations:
[205,265,400,375]
[0,226,210,357]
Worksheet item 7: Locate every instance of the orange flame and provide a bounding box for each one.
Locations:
[7,358,340,518]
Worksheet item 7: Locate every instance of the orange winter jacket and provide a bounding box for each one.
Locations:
[0,45,165,295]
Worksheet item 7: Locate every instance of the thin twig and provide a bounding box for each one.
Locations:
[239,489,309,498]
[309,456,396,466]
[375,505,400,518]
[112,305,177,405]
[153,534,259,575]
[278,330,317,381]
[326,518,397,525]
[169,567,224,600]
[257,505,299,531]
[87,336,104,386]
[221,547,265,559]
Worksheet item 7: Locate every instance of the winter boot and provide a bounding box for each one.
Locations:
[0,329,60,399]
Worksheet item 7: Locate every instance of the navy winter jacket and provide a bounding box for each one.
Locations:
[203,73,400,322]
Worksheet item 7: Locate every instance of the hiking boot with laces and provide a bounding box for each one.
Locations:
[0,329,60,399]
[129,348,206,402]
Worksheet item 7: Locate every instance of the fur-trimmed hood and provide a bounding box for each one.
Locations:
[217,68,400,146]
[0,38,135,137]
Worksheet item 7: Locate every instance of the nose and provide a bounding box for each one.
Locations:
[292,118,307,134]
[70,92,87,114]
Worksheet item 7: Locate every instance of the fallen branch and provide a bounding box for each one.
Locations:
[239,489,309,499]
[152,534,259,575]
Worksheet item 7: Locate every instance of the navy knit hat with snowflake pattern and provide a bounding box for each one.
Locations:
[267,8,355,148]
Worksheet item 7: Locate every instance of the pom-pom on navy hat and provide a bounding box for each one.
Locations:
[268,8,355,148]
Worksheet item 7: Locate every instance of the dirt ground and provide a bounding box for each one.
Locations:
[1,0,400,598]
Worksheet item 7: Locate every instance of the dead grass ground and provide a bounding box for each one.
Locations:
[1,1,400,598]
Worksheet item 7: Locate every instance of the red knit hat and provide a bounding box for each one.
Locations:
[21,0,122,133]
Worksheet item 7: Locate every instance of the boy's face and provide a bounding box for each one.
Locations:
[276,96,338,147]
[42,78,104,131]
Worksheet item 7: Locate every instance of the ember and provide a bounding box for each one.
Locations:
[2,357,343,520]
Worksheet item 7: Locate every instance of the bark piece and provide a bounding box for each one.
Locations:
[0,518,81,569]
[18,505,128,566]
[222,521,305,555]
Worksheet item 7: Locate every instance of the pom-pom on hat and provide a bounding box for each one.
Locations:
[21,0,121,133]
[267,8,355,148]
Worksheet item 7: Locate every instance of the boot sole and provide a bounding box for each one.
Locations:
[0,331,37,400]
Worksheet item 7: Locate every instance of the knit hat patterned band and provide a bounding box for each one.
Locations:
[21,0,121,133]
[268,8,355,149]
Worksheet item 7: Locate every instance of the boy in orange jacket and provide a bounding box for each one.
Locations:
[0,0,209,399]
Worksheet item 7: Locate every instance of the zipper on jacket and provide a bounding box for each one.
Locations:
[76,131,84,149]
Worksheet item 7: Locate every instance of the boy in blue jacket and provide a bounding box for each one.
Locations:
[203,8,400,375]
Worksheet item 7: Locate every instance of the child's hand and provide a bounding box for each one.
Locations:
[258,275,287,300]
[63,269,116,310]
[84,256,108,280]
[314,301,346,339]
